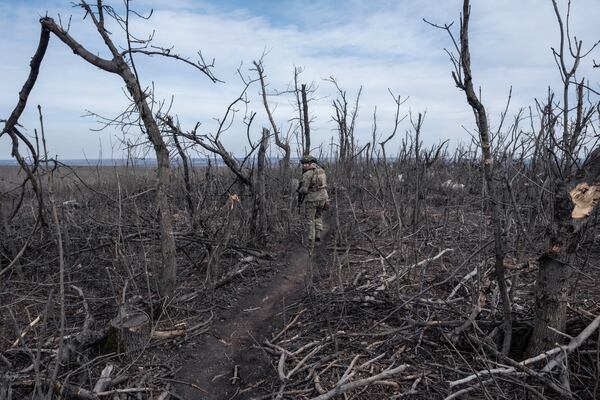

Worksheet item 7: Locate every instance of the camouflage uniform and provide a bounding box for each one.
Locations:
[298,159,329,245]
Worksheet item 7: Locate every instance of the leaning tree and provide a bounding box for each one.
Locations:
[6,0,220,298]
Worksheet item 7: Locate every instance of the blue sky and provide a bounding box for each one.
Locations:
[1,0,599,159]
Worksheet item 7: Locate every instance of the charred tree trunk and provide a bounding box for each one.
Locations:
[301,84,311,156]
[527,131,597,357]
[254,60,290,176]
[252,128,269,243]
[526,0,599,356]
[172,130,196,231]
[528,164,597,357]
[411,112,424,226]
[40,7,177,298]
[528,252,572,356]
[118,63,177,299]
[1,26,49,227]
[329,79,362,164]
[449,0,512,353]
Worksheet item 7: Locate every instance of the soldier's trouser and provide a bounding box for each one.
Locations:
[304,199,326,242]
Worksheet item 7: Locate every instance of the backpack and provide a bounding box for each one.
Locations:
[310,167,327,191]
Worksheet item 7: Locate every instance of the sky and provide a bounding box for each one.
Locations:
[1,0,599,160]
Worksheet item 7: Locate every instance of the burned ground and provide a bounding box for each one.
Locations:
[1,160,600,400]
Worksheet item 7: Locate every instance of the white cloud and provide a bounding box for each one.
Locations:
[1,0,599,159]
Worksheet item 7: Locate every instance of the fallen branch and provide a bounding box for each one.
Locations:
[383,248,454,285]
[447,265,481,300]
[95,388,151,397]
[446,328,584,399]
[11,315,41,348]
[542,313,600,372]
[444,378,495,400]
[213,260,254,289]
[93,364,114,393]
[406,248,454,269]
[308,364,409,400]
[469,334,574,398]
[152,329,187,340]
[271,309,305,343]
[152,312,214,340]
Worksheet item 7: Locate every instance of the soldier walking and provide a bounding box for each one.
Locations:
[297,155,329,249]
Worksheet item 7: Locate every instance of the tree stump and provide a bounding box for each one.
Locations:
[104,307,150,355]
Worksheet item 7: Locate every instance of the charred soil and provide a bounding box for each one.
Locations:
[174,221,332,399]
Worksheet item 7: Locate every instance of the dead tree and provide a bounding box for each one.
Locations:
[252,128,269,241]
[526,0,600,356]
[378,92,408,239]
[423,140,449,168]
[159,74,274,245]
[159,76,259,191]
[288,67,316,158]
[1,26,48,227]
[410,112,425,226]
[171,121,197,231]
[163,113,270,246]
[253,60,291,175]
[379,92,407,162]
[301,84,311,156]
[327,77,362,162]
[38,1,217,298]
[429,0,513,353]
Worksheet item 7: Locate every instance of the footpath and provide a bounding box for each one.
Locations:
[175,227,330,400]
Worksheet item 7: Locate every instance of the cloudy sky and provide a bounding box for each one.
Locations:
[1,0,599,160]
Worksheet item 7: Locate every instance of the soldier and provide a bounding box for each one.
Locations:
[297,155,329,248]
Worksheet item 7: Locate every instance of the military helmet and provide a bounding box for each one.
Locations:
[300,154,317,164]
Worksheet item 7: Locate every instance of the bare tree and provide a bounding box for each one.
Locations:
[1,26,49,227]
[327,77,362,162]
[39,0,218,298]
[159,77,259,190]
[379,91,407,161]
[526,0,600,356]
[253,60,291,175]
[301,84,311,156]
[171,120,197,231]
[410,111,425,226]
[252,127,269,242]
[159,73,275,243]
[428,0,513,354]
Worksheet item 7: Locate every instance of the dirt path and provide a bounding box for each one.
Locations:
[174,225,330,400]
